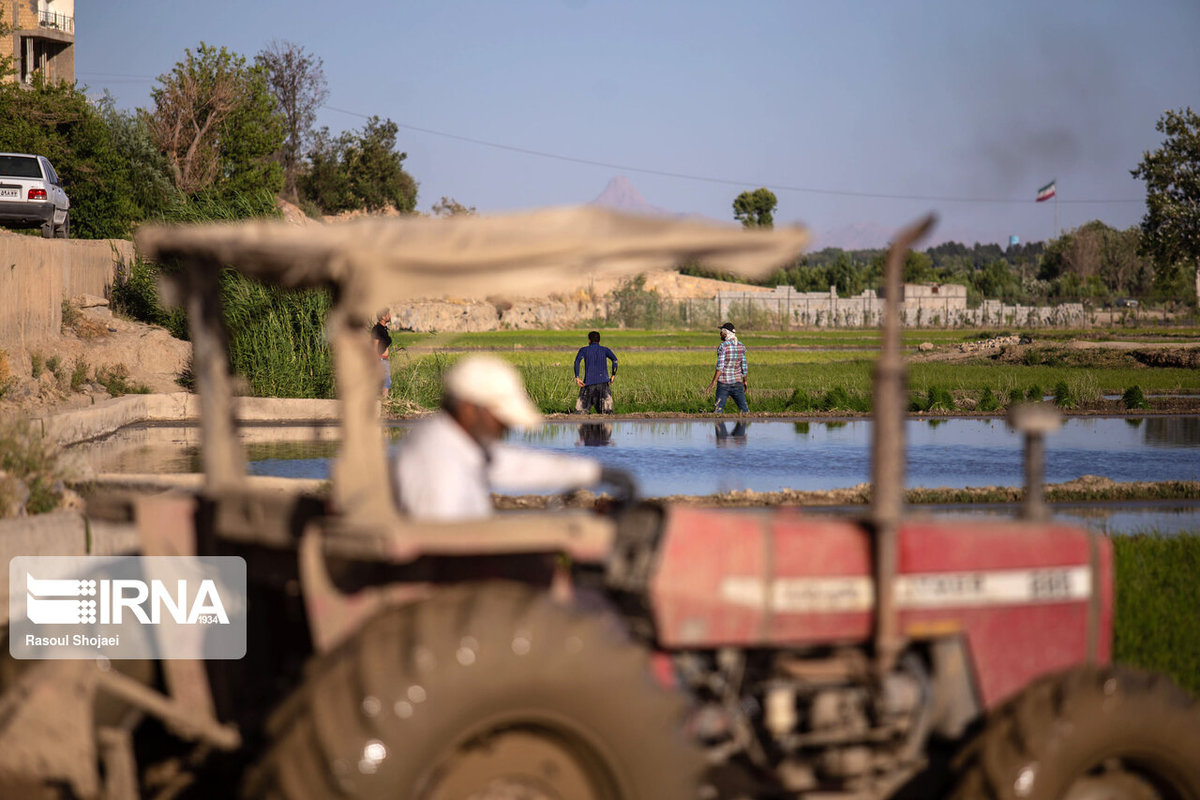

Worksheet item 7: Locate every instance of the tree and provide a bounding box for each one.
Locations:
[147,43,284,197]
[0,81,140,238]
[431,196,476,217]
[1131,107,1200,299]
[300,116,418,214]
[256,41,328,203]
[345,116,417,212]
[96,92,176,219]
[732,187,777,229]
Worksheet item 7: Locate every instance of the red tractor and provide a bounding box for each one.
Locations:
[1,210,1196,800]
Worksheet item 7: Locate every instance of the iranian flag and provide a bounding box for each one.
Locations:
[1036,181,1056,202]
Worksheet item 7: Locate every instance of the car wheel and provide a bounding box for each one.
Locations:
[55,213,69,239]
[948,665,1200,800]
[40,221,53,239]
[246,582,704,800]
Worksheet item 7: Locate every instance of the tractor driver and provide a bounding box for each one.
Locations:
[391,355,628,521]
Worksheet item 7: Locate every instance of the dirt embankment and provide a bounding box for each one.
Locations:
[0,295,190,418]
[496,475,1200,511]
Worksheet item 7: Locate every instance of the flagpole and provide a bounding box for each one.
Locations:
[1055,191,1059,238]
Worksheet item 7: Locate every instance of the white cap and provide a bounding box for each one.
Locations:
[443,355,543,430]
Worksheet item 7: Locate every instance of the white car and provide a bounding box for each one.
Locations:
[0,152,71,238]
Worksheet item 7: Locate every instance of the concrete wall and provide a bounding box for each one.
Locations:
[0,235,134,362]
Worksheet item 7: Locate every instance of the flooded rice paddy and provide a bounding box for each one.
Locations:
[80,417,1200,534]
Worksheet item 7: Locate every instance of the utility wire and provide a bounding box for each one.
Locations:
[322,105,1143,206]
[66,79,1146,207]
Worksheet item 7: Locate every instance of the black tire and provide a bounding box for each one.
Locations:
[40,221,53,238]
[948,665,1200,800]
[246,582,704,800]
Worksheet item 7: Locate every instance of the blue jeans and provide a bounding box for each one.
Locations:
[380,358,392,392]
[715,381,748,413]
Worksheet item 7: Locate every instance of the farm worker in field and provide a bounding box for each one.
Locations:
[707,322,749,413]
[392,355,629,521]
[573,330,618,414]
[372,308,392,399]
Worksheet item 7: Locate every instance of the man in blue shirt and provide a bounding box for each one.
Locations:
[573,330,618,414]
[706,322,749,413]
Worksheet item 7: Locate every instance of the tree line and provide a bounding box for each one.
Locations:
[726,108,1199,308]
[0,37,418,237]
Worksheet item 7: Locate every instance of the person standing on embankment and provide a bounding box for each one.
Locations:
[372,309,392,399]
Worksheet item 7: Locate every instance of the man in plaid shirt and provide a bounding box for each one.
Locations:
[707,322,749,413]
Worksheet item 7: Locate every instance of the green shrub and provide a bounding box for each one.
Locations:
[0,418,83,516]
[94,363,151,397]
[1052,380,1076,409]
[45,354,61,377]
[30,352,44,379]
[1122,385,1150,410]
[1025,383,1044,402]
[70,358,88,392]
[977,386,1000,412]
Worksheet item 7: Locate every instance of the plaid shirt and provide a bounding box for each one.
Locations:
[715,338,747,383]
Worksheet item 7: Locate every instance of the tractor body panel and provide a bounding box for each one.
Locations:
[651,505,1112,706]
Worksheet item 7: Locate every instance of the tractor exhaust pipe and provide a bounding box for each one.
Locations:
[871,214,935,677]
[1007,403,1063,520]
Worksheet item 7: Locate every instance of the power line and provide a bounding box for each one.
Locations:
[321,104,1144,207]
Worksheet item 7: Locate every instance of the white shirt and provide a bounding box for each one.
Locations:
[392,412,603,521]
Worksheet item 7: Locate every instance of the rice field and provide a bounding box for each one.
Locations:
[386,328,1200,414]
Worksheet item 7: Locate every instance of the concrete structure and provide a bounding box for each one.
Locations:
[715,283,972,328]
[1,0,74,87]
[0,234,134,362]
[706,282,1093,329]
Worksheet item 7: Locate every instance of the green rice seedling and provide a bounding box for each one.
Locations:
[1069,372,1102,405]
[70,358,89,392]
[1123,385,1150,410]
[1052,380,1076,409]
[977,386,1000,412]
[1112,533,1200,696]
[786,388,816,411]
[817,386,870,412]
[925,386,955,411]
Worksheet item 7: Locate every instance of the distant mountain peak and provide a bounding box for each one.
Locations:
[590,176,669,215]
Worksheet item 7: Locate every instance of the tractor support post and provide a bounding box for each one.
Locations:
[871,215,935,677]
[166,257,247,490]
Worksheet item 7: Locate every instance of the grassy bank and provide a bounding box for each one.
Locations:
[386,329,1200,415]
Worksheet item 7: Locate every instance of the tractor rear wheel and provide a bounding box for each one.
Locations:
[949,665,1200,800]
[246,582,703,800]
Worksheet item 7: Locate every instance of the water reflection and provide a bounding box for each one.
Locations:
[714,421,748,447]
[577,423,614,447]
[1144,417,1200,447]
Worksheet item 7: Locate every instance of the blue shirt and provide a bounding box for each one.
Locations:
[574,343,618,385]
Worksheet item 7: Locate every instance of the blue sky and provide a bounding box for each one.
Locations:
[76,0,1199,248]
